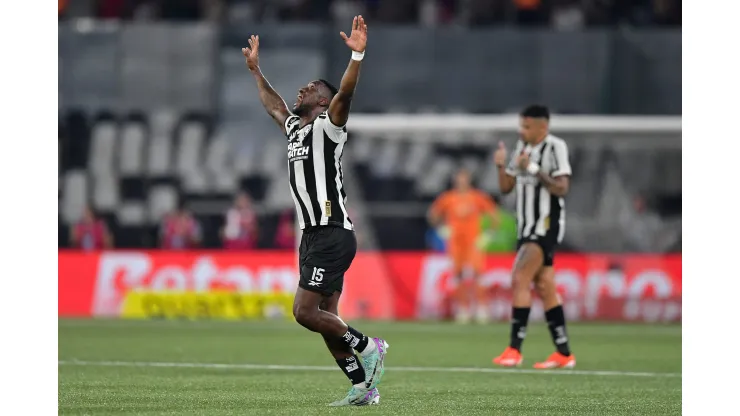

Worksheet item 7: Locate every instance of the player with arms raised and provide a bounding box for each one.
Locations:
[491,105,576,369]
[242,16,387,406]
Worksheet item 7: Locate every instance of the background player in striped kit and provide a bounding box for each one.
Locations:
[242,16,388,406]
[491,105,576,369]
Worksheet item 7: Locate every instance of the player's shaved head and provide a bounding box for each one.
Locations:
[317,79,339,98]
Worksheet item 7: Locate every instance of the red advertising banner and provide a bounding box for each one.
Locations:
[58,250,681,322]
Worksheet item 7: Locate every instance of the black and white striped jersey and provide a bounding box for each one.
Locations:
[284,111,353,231]
[505,134,572,243]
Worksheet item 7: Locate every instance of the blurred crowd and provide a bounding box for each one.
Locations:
[60,0,681,29]
[69,192,297,251]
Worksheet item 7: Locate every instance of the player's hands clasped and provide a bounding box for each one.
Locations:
[340,15,367,53]
[242,35,260,71]
[493,141,508,167]
[516,152,530,170]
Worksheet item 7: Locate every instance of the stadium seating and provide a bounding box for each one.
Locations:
[59,108,681,252]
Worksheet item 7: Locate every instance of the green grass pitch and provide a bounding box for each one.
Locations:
[59,319,681,415]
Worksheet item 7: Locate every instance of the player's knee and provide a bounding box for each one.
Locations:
[511,271,533,294]
[534,278,551,297]
[292,303,317,328]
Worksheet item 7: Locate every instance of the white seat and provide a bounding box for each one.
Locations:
[352,135,373,164]
[264,171,293,210]
[89,121,117,176]
[372,141,402,178]
[205,136,232,174]
[257,140,284,176]
[92,174,119,213]
[401,142,432,179]
[117,202,147,226]
[61,170,88,224]
[148,185,178,223]
[479,155,500,194]
[176,122,205,176]
[147,134,172,176]
[150,108,178,138]
[212,171,239,194]
[182,171,209,194]
[417,157,454,197]
[119,121,147,177]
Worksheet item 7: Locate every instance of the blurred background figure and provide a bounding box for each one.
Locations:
[222,191,259,250]
[428,168,500,324]
[69,206,113,251]
[159,204,201,249]
[274,209,296,250]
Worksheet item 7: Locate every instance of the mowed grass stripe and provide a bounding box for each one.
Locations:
[58,359,681,378]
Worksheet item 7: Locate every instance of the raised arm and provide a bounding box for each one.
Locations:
[242,35,291,133]
[328,16,368,128]
[494,141,516,194]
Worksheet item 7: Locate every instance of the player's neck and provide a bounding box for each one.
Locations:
[531,133,549,146]
[299,107,327,127]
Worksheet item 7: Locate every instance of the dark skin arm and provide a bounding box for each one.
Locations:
[328,16,368,127]
[242,35,291,133]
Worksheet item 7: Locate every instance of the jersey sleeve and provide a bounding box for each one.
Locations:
[505,141,523,176]
[284,115,300,139]
[551,139,572,177]
[321,111,346,143]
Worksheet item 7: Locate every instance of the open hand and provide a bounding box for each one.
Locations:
[242,35,260,71]
[340,15,367,53]
[493,141,508,167]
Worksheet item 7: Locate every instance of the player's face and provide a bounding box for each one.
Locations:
[235,194,250,209]
[518,117,548,144]
[83,208,94,222]
[454,171,471,190]
[293,81,325,115]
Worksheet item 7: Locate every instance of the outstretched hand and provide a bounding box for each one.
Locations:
[242,35,260,71]
[340,15,367,53]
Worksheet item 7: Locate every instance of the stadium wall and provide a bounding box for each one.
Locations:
[58,250,681,323]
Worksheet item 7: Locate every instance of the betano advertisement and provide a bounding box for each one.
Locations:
[58,251,681,322]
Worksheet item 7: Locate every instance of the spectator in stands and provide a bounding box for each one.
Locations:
[160,204,202,249]
[274,209,296,249]
[70,206,113,251]
[222,192,259,250]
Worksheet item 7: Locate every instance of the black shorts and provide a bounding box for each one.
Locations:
[517,233,558,267]
[298,225,357,296]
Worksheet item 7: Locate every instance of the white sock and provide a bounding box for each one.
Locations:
[359,337,377,356]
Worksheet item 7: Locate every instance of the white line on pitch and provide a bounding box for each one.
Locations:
[58,360,680,378]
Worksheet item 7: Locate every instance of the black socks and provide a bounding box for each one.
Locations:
[545,305,571,356]
[342,326,369,352]
[509,307,531,351]
[336,355,366,385]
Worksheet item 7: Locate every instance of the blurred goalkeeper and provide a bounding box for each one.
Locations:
[428,168,500,324]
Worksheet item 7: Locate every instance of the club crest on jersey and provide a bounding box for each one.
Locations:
[288,125,312,162]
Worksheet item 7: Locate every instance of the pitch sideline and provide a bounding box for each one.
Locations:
[58,359,681,378]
